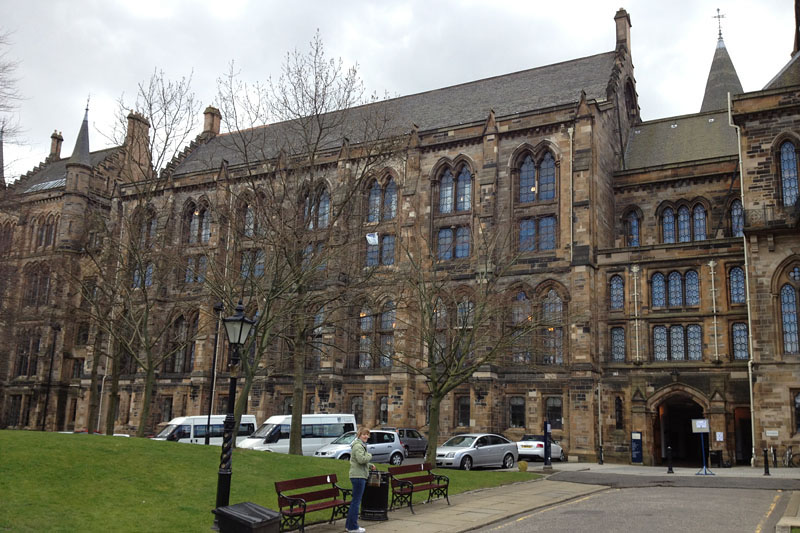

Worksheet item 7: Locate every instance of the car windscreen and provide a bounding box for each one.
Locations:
[442,435,475,447]
[331,432,357,445]
[251,423,279,438]
[155,424,177,438]
[521,435,543,441]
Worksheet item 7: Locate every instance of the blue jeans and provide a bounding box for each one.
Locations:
[346,477,366,531]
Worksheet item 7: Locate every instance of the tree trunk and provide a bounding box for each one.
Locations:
[86,338,102,432]
[289,339,305,455]
[425,394,443,462]
[136,364,156,438]
[105,356,121,435]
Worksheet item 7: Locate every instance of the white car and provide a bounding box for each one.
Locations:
[313,429,406,465]
[435,433,517,470]
[516,434,566,462]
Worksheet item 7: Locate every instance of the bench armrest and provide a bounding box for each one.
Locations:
[433,474,449,485]
[393,478,413,491]
[278,493,307,514]
[334,483,352,501]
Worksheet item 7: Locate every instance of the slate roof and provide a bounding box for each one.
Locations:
[173,51,618,176]
[764,52,800,90]
[18,147,119,193]
[623,110,737,170]
[700,38,744,112]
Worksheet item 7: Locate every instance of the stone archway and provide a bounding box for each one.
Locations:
[648,387,709,466]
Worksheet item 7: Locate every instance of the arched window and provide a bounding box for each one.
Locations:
[509,397,525,428]
[243,202,256,236]
[187,203,199,243]
[653,326,668,360]
[668,271,683,307]
[379,302,395,368]
[541,290,563,365]
[539,153,556,200]
[511,292,532,364]
[303,187,330,229]
[611,327,625,362]
[455,166,472,212]
[730,267,745,304]
[662,208,675,244]
[519,155,536,203]
[692,205,706,241]
[367,181,381,223]
[670,325,685,360]
[732,323,748,360]
[730,199,744,237]
[625,211,640,247]
[317,190,330,228]
[358,307,373,368]
[652,273,666,307]
[781,283,799,354]
[685,270,700,306]
[383,179,397,221]
[609,275,624,310]
[138,210,157,248]
[780,141,799,207]
[687,324,702,360]
[439,169,454,214]
[677,206,691,243]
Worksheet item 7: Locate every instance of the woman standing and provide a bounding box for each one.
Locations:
[346,427,374,533]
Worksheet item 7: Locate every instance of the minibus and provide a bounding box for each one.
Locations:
[238,413,356,455]
[152,414,257,445]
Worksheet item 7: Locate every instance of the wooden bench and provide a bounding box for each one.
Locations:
[274,474,351,532]
[388,462,450,514]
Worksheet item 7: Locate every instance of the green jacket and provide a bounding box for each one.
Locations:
[349,438,372,479]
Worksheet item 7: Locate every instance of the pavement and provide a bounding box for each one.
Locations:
[304,461,800,533]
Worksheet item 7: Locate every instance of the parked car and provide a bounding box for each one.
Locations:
[313,429,406,465]
[516,434,566,462]
[381,427,428,456]
[435,433,517,470]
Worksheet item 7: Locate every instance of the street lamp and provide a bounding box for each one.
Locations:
[215,300,255,519]
[205,302,224,446]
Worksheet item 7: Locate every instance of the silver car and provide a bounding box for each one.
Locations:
[516,434,566,462]
[435,433,517,470]
[313,430,406,465]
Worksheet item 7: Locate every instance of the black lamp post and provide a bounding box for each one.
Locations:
[205,302,224,446]
[215,300,254,518]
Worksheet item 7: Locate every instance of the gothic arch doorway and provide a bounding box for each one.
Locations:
[652,394,706,466]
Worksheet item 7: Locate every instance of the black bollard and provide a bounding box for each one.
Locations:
[667,445,674,474]
[763,448,770,476]
[773,447,778,469]
[598,445,604,465]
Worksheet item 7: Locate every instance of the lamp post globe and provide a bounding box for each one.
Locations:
[214,300,255,522]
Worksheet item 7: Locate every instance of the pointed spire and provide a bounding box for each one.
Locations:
[700,14,743,113]
[68,104,91,167]
[0,123,5,187]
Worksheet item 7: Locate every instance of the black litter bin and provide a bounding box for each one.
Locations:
[361,470,390,521]
[212,502,280,533]
[709,450,723,468]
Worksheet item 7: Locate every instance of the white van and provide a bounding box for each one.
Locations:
[238,413,356,455]
[152,415,257,445]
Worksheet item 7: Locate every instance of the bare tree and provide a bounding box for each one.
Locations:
[207,32,403,454]
[1,29,21,177]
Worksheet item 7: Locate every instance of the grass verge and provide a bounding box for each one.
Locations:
[0,430,539,532]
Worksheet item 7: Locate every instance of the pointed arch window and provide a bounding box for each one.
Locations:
[541,290,563,365]
[511,292,532,364]
[518,152,557,203]
[368,181,381,223]
[652,273,666,307]
[732,323,748,360]
[662,208,676,243]
[685,270,700,306]
[439,169,454,214]
[780,141,799,207]
[358,307,374,368]
[729,267,745,304]
[677,206,691,243]
[455,167,472,212]
[625,211,640,247]
[379,302,395,368]
[383,179,397,221]
[303,187,331,230]
[668,271,683,307]
[539,153,556,200]
[781,283,799,354]
[730,199,744,237]
[692,205,706,241]
[611,327,625,362]
[519,155,536,203]
[609,275,624,310]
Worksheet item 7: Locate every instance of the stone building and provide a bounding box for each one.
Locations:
[1,8,798,466]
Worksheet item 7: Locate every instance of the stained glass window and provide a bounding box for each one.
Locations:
[781,141,799,207]
[611,327,625,362]
[685,270,700,306]
[653,326,668,360]
[652,273,666,307]
[730,267,745,304]
[610,275,624,310]
[732,323,748,360]
[782,284,799,354]
[687,324,702,361]
[731,199,744,237]
[662,208,675,243]
[670,325,685,360]
[668,271,683,307]
[678,206,691,243]
[692,205,706,241]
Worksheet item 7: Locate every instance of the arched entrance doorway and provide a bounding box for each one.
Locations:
[652,394,706,466]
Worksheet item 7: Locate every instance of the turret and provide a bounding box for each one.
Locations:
[59,108,92,251]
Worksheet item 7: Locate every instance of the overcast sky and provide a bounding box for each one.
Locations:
[0,0,794,181]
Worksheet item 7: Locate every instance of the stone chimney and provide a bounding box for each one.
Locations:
[49,130,63,161]
[615,8,632,51]
[125,111,150,145]
[203,106,221,136]
[124,111,152,180]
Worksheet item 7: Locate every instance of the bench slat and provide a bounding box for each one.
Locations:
[275,474,338,492]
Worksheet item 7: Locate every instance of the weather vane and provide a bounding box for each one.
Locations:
[85,94,90,112]
[713,8,725,39]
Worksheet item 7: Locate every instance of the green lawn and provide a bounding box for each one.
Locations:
[0,430,539,532]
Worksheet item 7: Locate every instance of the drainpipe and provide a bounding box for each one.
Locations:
[568,127,574,262]
[708,260,720,363]
[728,92,756,467]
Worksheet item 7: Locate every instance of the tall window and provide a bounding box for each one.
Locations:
[455,167,471,212]
[439,170,454,214]
[794,392,800,434]
[520,216,557,252]
[687,324,702,361]
[518,152,557,202]
[308,307,325,370]
[662,208,675,243]
[615,397,624,430]
[437,228,453,260]
[457,396,470,427]
[545,397,562,429]
[677,206,691,243]
[729,267,745,304]
[455,227,470,258]
[519,219,536,251]
[625,211,640,247]
[439,165,472,213]
[780,141,799,207]
[541,290,564,365]
[611,327,625,362]
[351,396,363,425]
[511,292,532,364]
[730,199,744,237]
[138,209,157,248]
[185,203,211,244]
[685,270,700,306]
[652,273,666,307]
[379,396,389,425]
[781,283,799,354]
[379,302,395,368]
[367,178,397,222]
[303,187,330,229]
[692,205,707,241]
[358,307,373,368]
[509,397,525,428]
[668,272,683,307]
[732,323,748,360]
[609,275,624,310]
[384,179,397,220]
[653,326,668,360]
[367,181,381,222]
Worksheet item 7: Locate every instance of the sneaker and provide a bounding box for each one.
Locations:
[346,528,366,533]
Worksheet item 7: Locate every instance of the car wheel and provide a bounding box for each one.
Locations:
[502,453,515,469]
[390,452,404,466]
[460,456,473,471]
[559,450,566,462]
[340,454,350,461]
